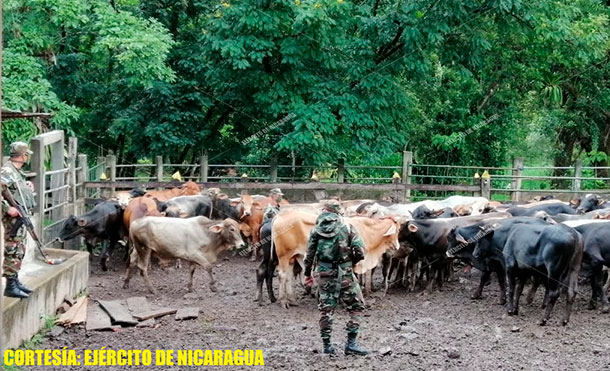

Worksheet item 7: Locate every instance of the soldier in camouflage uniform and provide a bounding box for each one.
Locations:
[304,200,369,356]
[2,141,36,299]
[262,188,284,223]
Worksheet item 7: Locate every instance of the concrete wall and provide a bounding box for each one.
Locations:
[1,249,89,349]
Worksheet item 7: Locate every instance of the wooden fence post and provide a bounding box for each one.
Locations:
[96,156,105,198]
[402,151,413,201]
[78,154,88,213]
[200,151,208,183]
[511,157,524,202]
[573,159,582,196]
[155,156,163,182]
[106,154,116,197]
[270,156,278,183]
[68,137,78,216]
[481,171,491,200]
[337,158,345,183]
[31,137,46,239]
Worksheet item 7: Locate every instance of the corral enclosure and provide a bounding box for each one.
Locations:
[3,130,610,371]
[29,253,610,371]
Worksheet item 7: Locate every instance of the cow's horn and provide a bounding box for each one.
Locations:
[455,231,468,244]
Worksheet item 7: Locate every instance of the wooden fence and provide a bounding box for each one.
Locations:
[82,151,610,203]
[25,131,610,245]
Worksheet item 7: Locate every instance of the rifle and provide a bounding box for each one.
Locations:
[1,182,64,265]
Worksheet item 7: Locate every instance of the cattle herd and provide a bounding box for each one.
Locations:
[57,183,610,327]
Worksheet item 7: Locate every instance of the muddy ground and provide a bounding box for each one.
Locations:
[29,253,610,371]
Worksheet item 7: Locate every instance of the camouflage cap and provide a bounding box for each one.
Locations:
[9,141,33,157]
[270,188,284,196]
[323,199,342,213]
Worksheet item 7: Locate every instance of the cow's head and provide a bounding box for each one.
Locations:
[58,215,87,241]
[210,218,246,251]
[531,210,557,224]
[238,194,254,218]
[381,219,400,251]
[576,194,604,214]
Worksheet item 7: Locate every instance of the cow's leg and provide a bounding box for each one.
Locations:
[526,276,541,305]
[410,258,420,292]
[206,266,216,292]
[277,259,290,308]
[472,270,491,300]
[250,243,258,262]
[285,263,297,305]
[541,277,561,326]
[562,266,580,325]
[506,268,517,315]
[255,260,266,303]
[436,262,445,291]
[123,250,139,289]
[603,266,610,293]
[513,274,527,316]
[188,262,198,292]
[496,267,507,306]
[140,250,156,294]
[266,260,277,303]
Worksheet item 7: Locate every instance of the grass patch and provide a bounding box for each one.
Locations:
[21,314,58,350]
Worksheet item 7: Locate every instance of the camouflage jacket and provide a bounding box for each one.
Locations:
[1,160,36,215]
[304,212,365,277]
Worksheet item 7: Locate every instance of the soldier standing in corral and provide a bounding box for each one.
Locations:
[2,142,37,299]
[304,200,369,356]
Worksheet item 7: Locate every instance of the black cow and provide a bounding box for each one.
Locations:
[574,194,610,214]
[254,219,276,304]
[447,217,550,304]
[411,205,457,219]
[573,222,610,312]
[58,201,124,271]
[211,196,240,221]
[400,212,510,292]
[477,223,582,325]
[507,203,576,217]
[154,195,213,218]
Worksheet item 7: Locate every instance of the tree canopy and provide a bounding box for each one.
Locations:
[2,0,610,170]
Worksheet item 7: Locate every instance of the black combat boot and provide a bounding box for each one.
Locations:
[345,333,369,356]
[3,277,29,299]
[15,277,33,294]
[322,338,336,355]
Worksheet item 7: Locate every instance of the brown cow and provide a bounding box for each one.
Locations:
[239,195,290,261]
[272,210,400,308]
[124,217,244,293]
[144,181,201,201]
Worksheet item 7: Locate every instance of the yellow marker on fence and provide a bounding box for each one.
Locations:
[392,171,401,180]
[172,171,183,181]
[473,172,480,179]
[100,172,108,180]
[481,170,490,179]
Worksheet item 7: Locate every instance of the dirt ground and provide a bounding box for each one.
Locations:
[30,252,610,371]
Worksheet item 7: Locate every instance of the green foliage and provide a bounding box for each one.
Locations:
[2,0,610,172]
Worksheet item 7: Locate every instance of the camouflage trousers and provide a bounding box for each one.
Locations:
[317,267,364,340]
[3,216,26,278]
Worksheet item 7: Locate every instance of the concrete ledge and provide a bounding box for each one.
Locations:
[1,248,89,349]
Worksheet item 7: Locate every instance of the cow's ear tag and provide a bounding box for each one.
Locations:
[77,219,87,227]
[209,225,223,233]
[407,224,418,233]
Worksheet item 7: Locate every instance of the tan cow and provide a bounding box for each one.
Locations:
[144,181,201,201]
[124,217,244,294]
[272,210,400,308]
